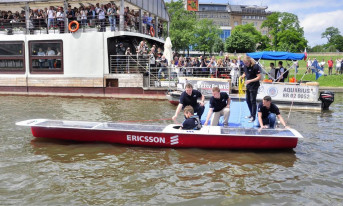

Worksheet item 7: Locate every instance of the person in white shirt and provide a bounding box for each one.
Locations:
[47,6,56,30]
[294,60,299,74]
[207,56,217,77]
[97,4,106,32]
[37,48,45,68]
[80,7,88,27]
[56,7,64,33]
[320,59,325,72]
[268,62,276,80]
[307,58,312,74]
[336,59,341,75]
[230,59,240,86]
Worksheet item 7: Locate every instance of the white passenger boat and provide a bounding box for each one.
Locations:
[0,0,169,97]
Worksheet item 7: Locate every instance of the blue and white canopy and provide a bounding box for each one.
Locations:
[247,51,306,60]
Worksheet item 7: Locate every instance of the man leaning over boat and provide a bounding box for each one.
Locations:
[204,87,231,126]
[255,96,289,129]
[172,83,205,124]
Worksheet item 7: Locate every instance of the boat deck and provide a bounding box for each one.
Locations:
[17,116,301,138]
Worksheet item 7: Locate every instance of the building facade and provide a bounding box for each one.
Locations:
[229,5,271,36]
[193,2,271,41]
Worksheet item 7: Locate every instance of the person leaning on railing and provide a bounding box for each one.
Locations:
[158,56,168,79]
[207,56,217,77]
[56,7,65,33]
[116,42,126,73]
[80,7,87,27]
[97,4,106,32]
[107,4,117,31]
[47,6,56,29]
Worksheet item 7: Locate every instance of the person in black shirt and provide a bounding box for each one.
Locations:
[241,56,261,122]
[204,87,231,126]
[116,42,126,73]
[276,61,286,82]
[256,96,289,129]
[181,106,201,130]
[172,83,205,123]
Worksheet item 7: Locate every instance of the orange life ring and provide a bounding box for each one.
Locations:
[150,27,155,37]
[68,21,79,32]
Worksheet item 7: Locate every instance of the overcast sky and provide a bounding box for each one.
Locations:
[170,0,343,47]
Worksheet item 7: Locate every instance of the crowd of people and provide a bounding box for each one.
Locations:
[115,42,246,84]
[168,55,244,85]
[307,57,343,75]
[0,2,164,35]
[33,47,61,69]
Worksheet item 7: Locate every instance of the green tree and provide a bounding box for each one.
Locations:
[321,27,342,52]
[213,38,225,53]
[232,23,271,51]
[309,45,326,52]
[225,32,255,53]
[192,18,222,55]
[166,0,196,52]
[277,28,307,52]
[258,35,272,51]
[331,35,343,51]
[233,23,262,44]
[321,27,340,42]
[261,12,307,52]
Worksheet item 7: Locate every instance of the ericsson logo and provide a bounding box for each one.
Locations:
[170,135,179,145]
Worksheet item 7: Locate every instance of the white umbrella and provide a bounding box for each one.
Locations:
[163,37,173,66]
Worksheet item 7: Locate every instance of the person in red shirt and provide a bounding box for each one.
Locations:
[328,58,333,75]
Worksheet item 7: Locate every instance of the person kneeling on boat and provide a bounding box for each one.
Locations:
[172,83,205,123]
[204,87,231,126]
[255,96,289,129]
[181,106,202,130]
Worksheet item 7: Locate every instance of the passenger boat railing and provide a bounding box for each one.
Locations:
[148,66,238,88]
[0,13,167,38]
[109,55,244,89]
[109,54,150,74]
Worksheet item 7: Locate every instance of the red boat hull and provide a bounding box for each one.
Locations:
[31,126,298,149]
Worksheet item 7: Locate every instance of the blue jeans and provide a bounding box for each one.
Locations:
[48,18,55,29]
[81,19,87,27]
[48,59,54,69]
[158,67,168,79]
[254,113,277,128]
[109,16,116,31]
[39,61,44,68]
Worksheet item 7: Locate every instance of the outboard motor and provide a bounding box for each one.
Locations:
[319,91,334,110]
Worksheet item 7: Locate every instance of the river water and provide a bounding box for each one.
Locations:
[1,94,342,205]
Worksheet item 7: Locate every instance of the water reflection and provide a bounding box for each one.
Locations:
[28,137,299,205]
[31,138,297,168]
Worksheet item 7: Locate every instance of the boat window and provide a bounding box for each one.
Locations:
[29,40,63,74]
[0,41,25,73]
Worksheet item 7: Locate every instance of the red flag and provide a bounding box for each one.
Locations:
[304,48,307,60]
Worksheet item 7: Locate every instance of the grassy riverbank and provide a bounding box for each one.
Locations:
[260,55,343,87]
[224,54,343,87]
